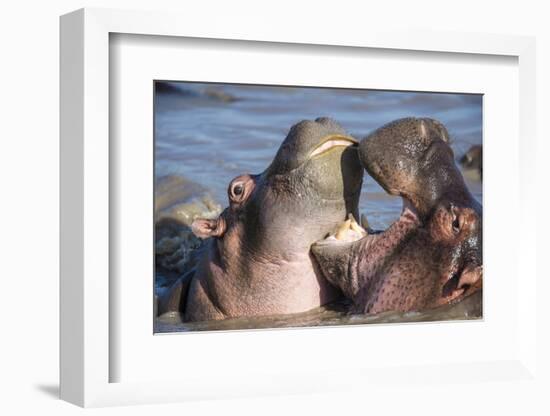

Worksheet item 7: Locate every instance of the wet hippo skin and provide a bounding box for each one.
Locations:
[159,117,364,321]
[312,118,482,314]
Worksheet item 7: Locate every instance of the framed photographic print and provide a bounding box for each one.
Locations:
[153,81,484,334]
[60,7,538,408]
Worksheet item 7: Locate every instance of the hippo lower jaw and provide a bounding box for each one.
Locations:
[311,202,420,301]
[311,199,483,312]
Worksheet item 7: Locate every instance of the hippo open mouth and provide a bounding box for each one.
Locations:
[312,117,483,315]
[324,204,483,304]
[313,200,482,313]
[315,199,418,246]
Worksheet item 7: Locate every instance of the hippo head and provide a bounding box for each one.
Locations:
[193,117,363,273]
[312,118,482,314]
[359,117,478,218]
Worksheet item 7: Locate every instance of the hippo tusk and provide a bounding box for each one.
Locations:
[332,214,367,241]
[335,219,352,240]
[348,214,367,238]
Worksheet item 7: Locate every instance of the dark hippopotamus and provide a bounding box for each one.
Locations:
[159,117,363,321]
[311,117,482,314]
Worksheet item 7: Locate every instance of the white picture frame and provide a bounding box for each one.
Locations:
[60,7,538,408]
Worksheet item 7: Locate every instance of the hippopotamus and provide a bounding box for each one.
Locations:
[159,117,363,321]
[311,117,482,314]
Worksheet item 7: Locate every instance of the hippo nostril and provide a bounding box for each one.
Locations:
[441,265,482,300]
[457,265,483,289]
[441,272,460,298]
[460,284,471,294]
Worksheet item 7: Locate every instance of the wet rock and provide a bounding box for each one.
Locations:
[460,144,482,178]
[155,81,195,96]
[155,81,238,103]
[155,175,222,227]
[156,175,206,214]
[155,227,203,278]
[157,195,221,228]
[155,175,222,282]
[203,86,238,103]
[156,236,181,255]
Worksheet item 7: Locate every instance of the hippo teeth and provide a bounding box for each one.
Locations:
[335,219,352,240]
[310,135,358,158]
[333,214,367,241]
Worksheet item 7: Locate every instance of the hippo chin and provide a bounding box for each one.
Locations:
[159,117,363,321]
[311,117,482,315]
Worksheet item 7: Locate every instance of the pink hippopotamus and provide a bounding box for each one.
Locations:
[312,118,482,314]
[159,117,364,321]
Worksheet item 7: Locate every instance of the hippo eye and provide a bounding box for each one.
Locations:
[452,216,460,233]
[227,174,255,203]
[232,183,244,196]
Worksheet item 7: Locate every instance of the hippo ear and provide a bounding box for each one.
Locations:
[420,118,451,144]
[191,216,227,239]
[419,119,429,142]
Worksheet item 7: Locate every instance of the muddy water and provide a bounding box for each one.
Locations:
[154,82,483,332]
[155,291,482,333]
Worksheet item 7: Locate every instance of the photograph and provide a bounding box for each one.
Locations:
[153,81,483,333]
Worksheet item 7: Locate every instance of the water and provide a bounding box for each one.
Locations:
[154,81,483,332]
[155,82,482,230]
